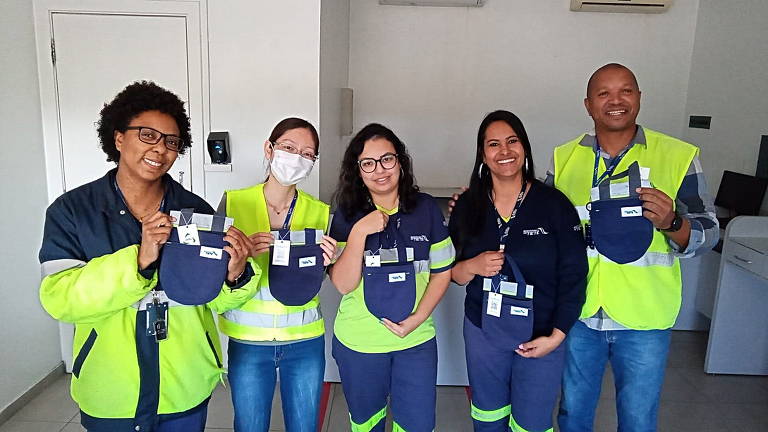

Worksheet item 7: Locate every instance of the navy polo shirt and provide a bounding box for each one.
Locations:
[449,180,588,338]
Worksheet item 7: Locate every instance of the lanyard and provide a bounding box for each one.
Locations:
[280,192,299,231]
[592,140,632,188]
[494,180,528,249]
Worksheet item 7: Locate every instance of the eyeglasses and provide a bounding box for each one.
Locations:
[125,126,184,152]
[358,153,398,173]
[271,141,318,162]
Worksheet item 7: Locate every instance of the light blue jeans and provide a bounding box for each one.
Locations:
[227,336,325,432]
[557,321,671,432]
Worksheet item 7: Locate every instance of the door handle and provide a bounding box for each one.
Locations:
[732,255,752,265]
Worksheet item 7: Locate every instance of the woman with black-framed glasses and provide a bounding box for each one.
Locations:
[38,81,259,432]
[328,123,455,432]
[215,117,336,432]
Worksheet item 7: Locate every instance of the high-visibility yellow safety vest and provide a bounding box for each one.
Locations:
[554,127,697,330]
[221,183,329,341]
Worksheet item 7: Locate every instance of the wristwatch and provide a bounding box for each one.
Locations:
[660,213,683,233]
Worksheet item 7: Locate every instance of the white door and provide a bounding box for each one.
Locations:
[52,12,191,190]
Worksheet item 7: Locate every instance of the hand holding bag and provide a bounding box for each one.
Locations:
[159,208,233,305]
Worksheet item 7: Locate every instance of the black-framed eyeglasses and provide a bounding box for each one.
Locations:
[358,153,398,173]
[125,126,184,152]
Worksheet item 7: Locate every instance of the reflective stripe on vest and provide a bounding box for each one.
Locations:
[223,183,329,341]
[554,127,697,329]
[224,307,321,328]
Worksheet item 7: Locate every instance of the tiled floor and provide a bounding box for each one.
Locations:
[1,331,766,431]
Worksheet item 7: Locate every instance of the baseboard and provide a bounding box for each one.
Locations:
[0,361,66,426]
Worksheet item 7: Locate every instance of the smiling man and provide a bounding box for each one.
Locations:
[548,63,719,432]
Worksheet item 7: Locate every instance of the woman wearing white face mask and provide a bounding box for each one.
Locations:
[216,118,336,432]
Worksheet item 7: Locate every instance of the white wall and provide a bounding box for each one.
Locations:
[349,0,699,187]
[0,0,62,412]
[319,0,351,203]
[683,0,768,213]
[204,0,322,203]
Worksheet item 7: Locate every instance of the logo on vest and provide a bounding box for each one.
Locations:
[299,256,316,268]
[388,272,407,283]
[522,227,549,236]
[620,206,643,217]
[199,246,223,260]
[410,235,429,242]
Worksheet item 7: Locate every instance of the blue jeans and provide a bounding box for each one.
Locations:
[228,336,325,432]
[558,321,671,432]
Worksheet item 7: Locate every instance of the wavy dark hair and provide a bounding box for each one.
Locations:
[334,123,419,218]
[453,110,537,251]
[96,81,192,163]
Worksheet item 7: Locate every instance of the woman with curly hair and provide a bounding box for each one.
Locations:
[38,81,260,432]
[328,123,455,431]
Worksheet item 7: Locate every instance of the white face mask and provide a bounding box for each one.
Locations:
[269,149,315,186]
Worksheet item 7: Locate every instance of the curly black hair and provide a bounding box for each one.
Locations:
[96,81,192,163]
[333,123,419,218]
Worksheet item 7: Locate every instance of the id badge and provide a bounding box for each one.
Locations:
[146,300,169,341]
[177,223,201,245]
[486,292,502,317]
[272,239,291,266]
[365,254,381,267]
[584,222,594,249]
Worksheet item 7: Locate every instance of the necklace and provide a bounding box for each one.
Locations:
[266,200,291,215]
[123,194,163,222]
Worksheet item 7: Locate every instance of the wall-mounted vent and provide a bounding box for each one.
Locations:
[570,0,670,13]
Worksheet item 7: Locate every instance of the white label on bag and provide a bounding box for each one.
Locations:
[299,256,316,268]
[199,246,222,260]
[272,240,291,266]
[525,284,534,299]
[178,223,200,245]
[365,255,381,267]
[590,187,600,202]
[610,182,630,198]
[388,272,406,283]
[487,292,502,317]
[510,306,529,317]
[640,166,651,180]
[499,281,518,296]
[621,206,643,217]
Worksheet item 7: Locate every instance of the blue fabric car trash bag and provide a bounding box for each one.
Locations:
[159,209,230,305]
[589,161,654,264]
[362,243,417,323]
[268,228,326,306]
[481,255,534,350]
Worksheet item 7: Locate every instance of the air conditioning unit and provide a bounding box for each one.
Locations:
[379,0,485,7]
[570,0,670,13]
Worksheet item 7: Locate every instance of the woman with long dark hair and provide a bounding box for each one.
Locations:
[217,118,335,431]
[450,110,587,432]
[329,123,455,432]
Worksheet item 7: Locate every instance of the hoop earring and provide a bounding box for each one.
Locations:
[524,158,529,173]
[477,163,484,178]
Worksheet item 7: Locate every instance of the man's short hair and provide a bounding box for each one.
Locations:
[586,63,639,96]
